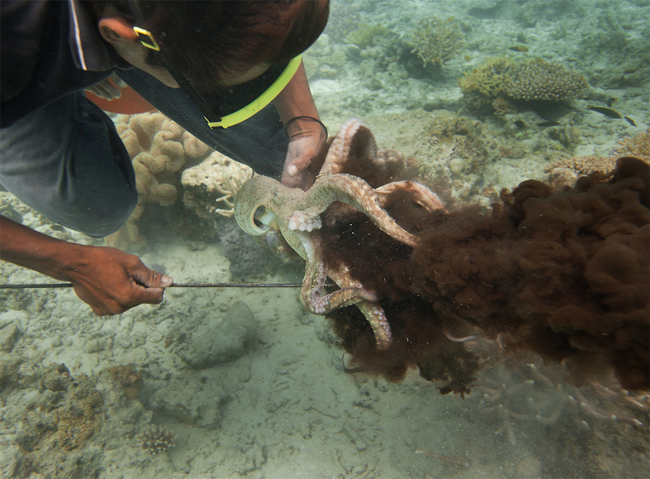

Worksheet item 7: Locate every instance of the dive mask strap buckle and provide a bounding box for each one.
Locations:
[133,26,161,51]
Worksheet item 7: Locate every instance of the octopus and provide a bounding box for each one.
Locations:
[234,119,445,349]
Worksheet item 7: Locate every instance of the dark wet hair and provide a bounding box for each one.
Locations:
[130,1,329,92]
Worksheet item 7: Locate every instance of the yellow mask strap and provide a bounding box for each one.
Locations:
[207,55,302,129]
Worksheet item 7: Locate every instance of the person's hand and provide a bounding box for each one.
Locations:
[84,74,128,101]
[281,119,328,190]
[64,245,173,316]
[1,217,171,315]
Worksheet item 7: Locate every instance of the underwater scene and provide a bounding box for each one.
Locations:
[1,0,649,477]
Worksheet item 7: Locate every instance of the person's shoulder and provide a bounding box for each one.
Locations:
[1,0,57,104]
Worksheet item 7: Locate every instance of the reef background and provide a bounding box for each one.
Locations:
[1,0,649,477]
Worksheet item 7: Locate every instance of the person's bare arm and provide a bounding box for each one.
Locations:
[0,216,172,315]
[274,60,327,190]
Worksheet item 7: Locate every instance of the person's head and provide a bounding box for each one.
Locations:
[95,0,329,93]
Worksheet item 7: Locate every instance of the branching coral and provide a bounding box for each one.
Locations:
[460,57,515,99]
[504,58,588,101]
[460,57,588,114]
[409,16,465,67]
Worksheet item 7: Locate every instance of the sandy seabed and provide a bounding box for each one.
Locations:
[1,209,648,478]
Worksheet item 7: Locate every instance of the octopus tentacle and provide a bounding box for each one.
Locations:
[356,301,392,350]
[320,119,377,177]
[234,119,446,351]
[311,174,421,247]
[301,261,377,315]
[375,181,447,213]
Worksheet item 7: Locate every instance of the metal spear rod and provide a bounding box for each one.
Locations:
[0,282,304,290]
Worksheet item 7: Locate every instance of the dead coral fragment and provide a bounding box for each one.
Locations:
[182,151,253,218]
[139,424,176,455]
[409,16,464,66]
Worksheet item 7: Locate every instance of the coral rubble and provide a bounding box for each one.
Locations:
[10,363,104,477]
[182,151,253,219]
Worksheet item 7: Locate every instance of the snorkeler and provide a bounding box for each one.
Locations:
[0,0,329,315]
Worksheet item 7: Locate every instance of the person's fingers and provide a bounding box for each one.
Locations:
[111,74,128,88]
[286,154,311,177]
[282,154,312,188]
[100,82,122,100]
[281,171,304,189]
[86,81,122,100]
[134,286,166,305]
[92,84,112,99]
[131,264,173,289]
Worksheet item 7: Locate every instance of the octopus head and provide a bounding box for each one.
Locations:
[234,175,283,235]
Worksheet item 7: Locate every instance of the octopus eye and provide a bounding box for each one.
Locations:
[249,205,273,234]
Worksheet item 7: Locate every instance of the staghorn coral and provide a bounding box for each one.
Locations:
[138,424,176,455]
[409,16,465,67]
[182,151,253,218]
[107,112,212,250]
[460,57,588,114]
